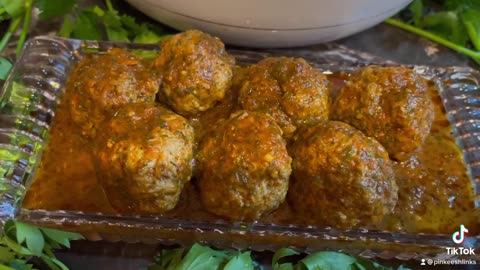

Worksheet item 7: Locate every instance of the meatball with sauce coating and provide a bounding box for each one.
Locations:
[238,57,329,138]
[289,121,398,229]
[332,66,434,160]
[197,111,292,221]
[95,103,194,214]
[153,30,235,116]
[69,48,160,138]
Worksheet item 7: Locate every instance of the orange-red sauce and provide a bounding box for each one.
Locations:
[23,68,479,235]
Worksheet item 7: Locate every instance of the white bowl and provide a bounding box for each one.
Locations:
[126,0,412,48]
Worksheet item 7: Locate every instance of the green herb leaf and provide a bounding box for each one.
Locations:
[158,248,185,268]
[87,5,105,17]
[37,0,75,19]
[224,251,254,270]
[102,11,129,42]
[15,222,44,257]
[40,256,62,270]
[40,228,83,249]
[421,11,468,46]
[0,0,24,18]
[443,0,480,11]
[299,251,356,270]
[354,257,412,270]
[462,9,480,51]
[0,246,15,263]
[3,236,32,257]
[133,28,166,44]
[175,244,228,270]
[7,260,35,270]
[120,15,142,34]
[0,57,12,80]
[0,264,15,270]
[409,0,423,26]
[41,255,69,270]
[58,16,74,38]
[71,11,104,40]
[272,248,299,267]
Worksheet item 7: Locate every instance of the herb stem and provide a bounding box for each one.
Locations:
[106,0,114,12]
[386,18,480,65]
[464,21,480,52]
[15,0,33,58]
[0,17,22,53]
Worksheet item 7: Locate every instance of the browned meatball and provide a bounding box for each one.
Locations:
[289,121,398,229]
[238,57,329,138]
[197,111,292,221]
[153,30,235,116]
[95,103,194,214]
[68,48,160,138]
[332,66,434,160]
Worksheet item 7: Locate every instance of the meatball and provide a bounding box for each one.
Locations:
[332,66,434,160]
[95,103,194,214]
[238,57,329,138]
[197,111,292,220]
[289,121,398,229]
[153,30,235,116]
[69,48,160,138]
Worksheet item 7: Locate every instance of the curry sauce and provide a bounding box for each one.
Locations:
[23,67,479,235]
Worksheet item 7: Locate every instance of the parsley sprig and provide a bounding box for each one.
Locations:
[147,244,410,270]
[386,0,480,64]
[0,220,409,270]
[0,0,170,80]
[0,220,83,270]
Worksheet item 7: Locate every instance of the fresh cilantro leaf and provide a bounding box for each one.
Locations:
[37,0,75,19]
[158,248,185,268]
[275,263,294,270]
[223,251,254,270]
[40,228,82,249]
[134,28,168,44]
[0,57,12,80]
[354,257,412,270]
[462,9,480,51]
[174,244,227,270]
[0,246,15,263]
[71,11,104,40]
[87,6,105,17]
[40,256,62,270]
[3,221,16,240]
[103,11,129,42]
[58,16,74,38]
[15,222,44,257]
[442,0,480,11]
[0,0,24,18]
[299,251,356,270]
[41,255,69,270]
[421,11,468,46]
[120,15,142,34]
[42,243,56,258]
[2,236,32,257]
[409,0,423,26]
[0,264,15,270]
[7,260,35,270]
[272,248,299,267]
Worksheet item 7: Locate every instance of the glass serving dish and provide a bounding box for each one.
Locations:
[0,36,479,261]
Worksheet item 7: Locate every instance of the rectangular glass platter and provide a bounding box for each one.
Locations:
[0,36,479,261]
